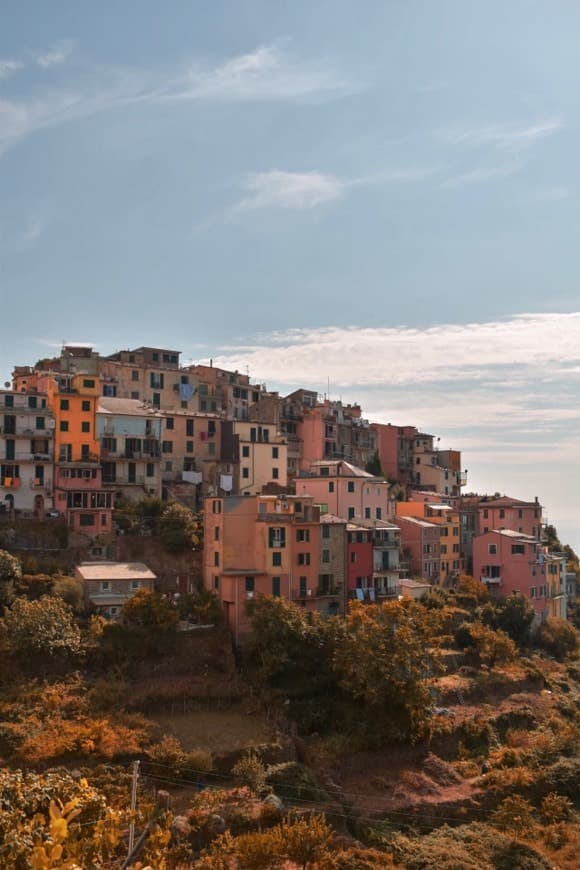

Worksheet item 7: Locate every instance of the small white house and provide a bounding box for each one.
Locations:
[76,561,156,618]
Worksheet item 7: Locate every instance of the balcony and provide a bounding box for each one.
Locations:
[480,575,502,585]
[315,583,342,597]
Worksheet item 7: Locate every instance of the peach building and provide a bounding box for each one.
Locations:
[204,494,343,642]
[397,501,461,584]
[395,515,441,583]
[222,420,287,495]
[295,460,394,523]
[299,401,376,472]
[473,530,566,618]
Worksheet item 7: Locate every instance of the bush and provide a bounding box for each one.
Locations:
[2,595,82,661]
[457,622,517,667]
[265,762,328,802]
[536,618,578,661]
[232,751,268,794]
[52,574,84,612]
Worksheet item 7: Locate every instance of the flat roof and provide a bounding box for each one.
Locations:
[98,397,164,417]
[395,515,438,528]
[76,562,156,581]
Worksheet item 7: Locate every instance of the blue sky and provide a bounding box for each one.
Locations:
[1,1,580,549]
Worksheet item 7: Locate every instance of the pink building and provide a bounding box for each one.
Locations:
[395,515,441,583]
[473,529,566,617]
[478,496,542,539]
[295,460,394,524]
[203,493,344,642]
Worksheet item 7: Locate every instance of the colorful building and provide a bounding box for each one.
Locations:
[395,514,441,583]
[473,529,566,617]
[397,500,461,584]
[0,390,54,517]
[295,460,394,524]
[97,397,164,500]
[203,494,343,641]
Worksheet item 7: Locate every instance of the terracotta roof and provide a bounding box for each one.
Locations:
[320,513,347,524]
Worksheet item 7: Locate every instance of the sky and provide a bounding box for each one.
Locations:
[1,1,579,550]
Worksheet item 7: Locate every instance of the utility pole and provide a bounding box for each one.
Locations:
[128,760,140,856]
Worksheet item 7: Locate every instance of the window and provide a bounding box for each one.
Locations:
[376,508,382,520]
[214,526,220,541]
[351,552,357,563]
[150,373,164,389]
[28,396,37,408]
[81,444,90,460]
[165,461,172,471]
[329,481,335,493]
[272,468,279,479]
[131,391,140,400]
[214,576,219,590]
[499,509,505,519]
[214,552,219,567]
[453,543,460,553]
[272,552,282,567]
[348,507,355,520]
[81,422,90,433]
[269,528,286,548]
[483,508,488,519]
[242,445,250,457]
[132,370,139,381]
[364,507,371,519]
[511,544,525,555]
[166,418,174,430]
[489,544,497,554]
[530,586,536,599]
[83,379,95,388]
[60,421,69,432]
[212,500,222,514]
[320,466,330,476]
[322,549,330,563]
[272,447,279,459]
[34,416,45,430]
[322,524,330,539]
[441,544,447,554]
[81,400,90,412]
[518,509,523,519]
[186,419,194,436]
[100,581,111,591]
[186,441,194,453]
[152,393,161,408]
[130,580,140,591]
[272,577,280,597]
[162,441,173,453]
[296,529,310,543]
[79,513,95,526]
[242,467,249,479]
[347,481,355,493]
[146,463,154,477]
[298,553,310,565]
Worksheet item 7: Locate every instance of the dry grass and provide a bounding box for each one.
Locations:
[150,708,272,754]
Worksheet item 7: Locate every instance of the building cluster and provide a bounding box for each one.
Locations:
[0,343,570,632]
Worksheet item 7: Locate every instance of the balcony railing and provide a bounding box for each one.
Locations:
[1,477,21,489]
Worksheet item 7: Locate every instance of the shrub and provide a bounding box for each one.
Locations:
[232,751,268,794]
[537,618,578,661]
[492,796,534,837]
[265,762,328,802]
[540,792,573,823]
[3,595,82,660]
[52,574,84,612]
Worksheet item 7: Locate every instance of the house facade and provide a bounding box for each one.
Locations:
[295,460,394,524]
[395,514,441,583]
[97,397,163,500]
[0,390,54,517]
[76,561,156,618]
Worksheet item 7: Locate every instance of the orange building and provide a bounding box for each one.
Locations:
[397,500,461,584]
[36,372,113,536]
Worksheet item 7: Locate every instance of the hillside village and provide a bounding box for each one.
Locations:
[0,342,578,868]
[1,342,575,628]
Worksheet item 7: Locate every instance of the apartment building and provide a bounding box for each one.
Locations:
[37,371,113,536]
[459,494,543,573]
[295,460,395,523]
[184,363,265,420]
[203,494,343,641]
[299,400,376,472]
[0,390,54,516]
[473,529,566,618]
[220,420,288,495]
[97,398,163,500]
[397,500,461,584]
[395,514,441,583]
[347,520,402,600]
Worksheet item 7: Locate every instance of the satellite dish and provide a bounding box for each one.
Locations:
[4,382,10,389]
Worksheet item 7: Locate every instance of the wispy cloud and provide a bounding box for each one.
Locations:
[436,118,563,152]
[441,162,524,188]
[0,59,25,80]
[34,39,76,69]
[158,43,353,103]
[0,42,355,158]
[228,165,438,214]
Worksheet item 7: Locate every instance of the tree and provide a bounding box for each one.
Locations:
[365,451,383,477]
[52,574,84,612]
[2,595,82,659]
[333,600,438,741]
[457,575,490,603]
[492,796,534,838]
[120,588,179,630]
[280,814,334,869]
[0,549,21,609]
[159,503,203,553]
[537,617,578,660]
[492,594,535,647]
